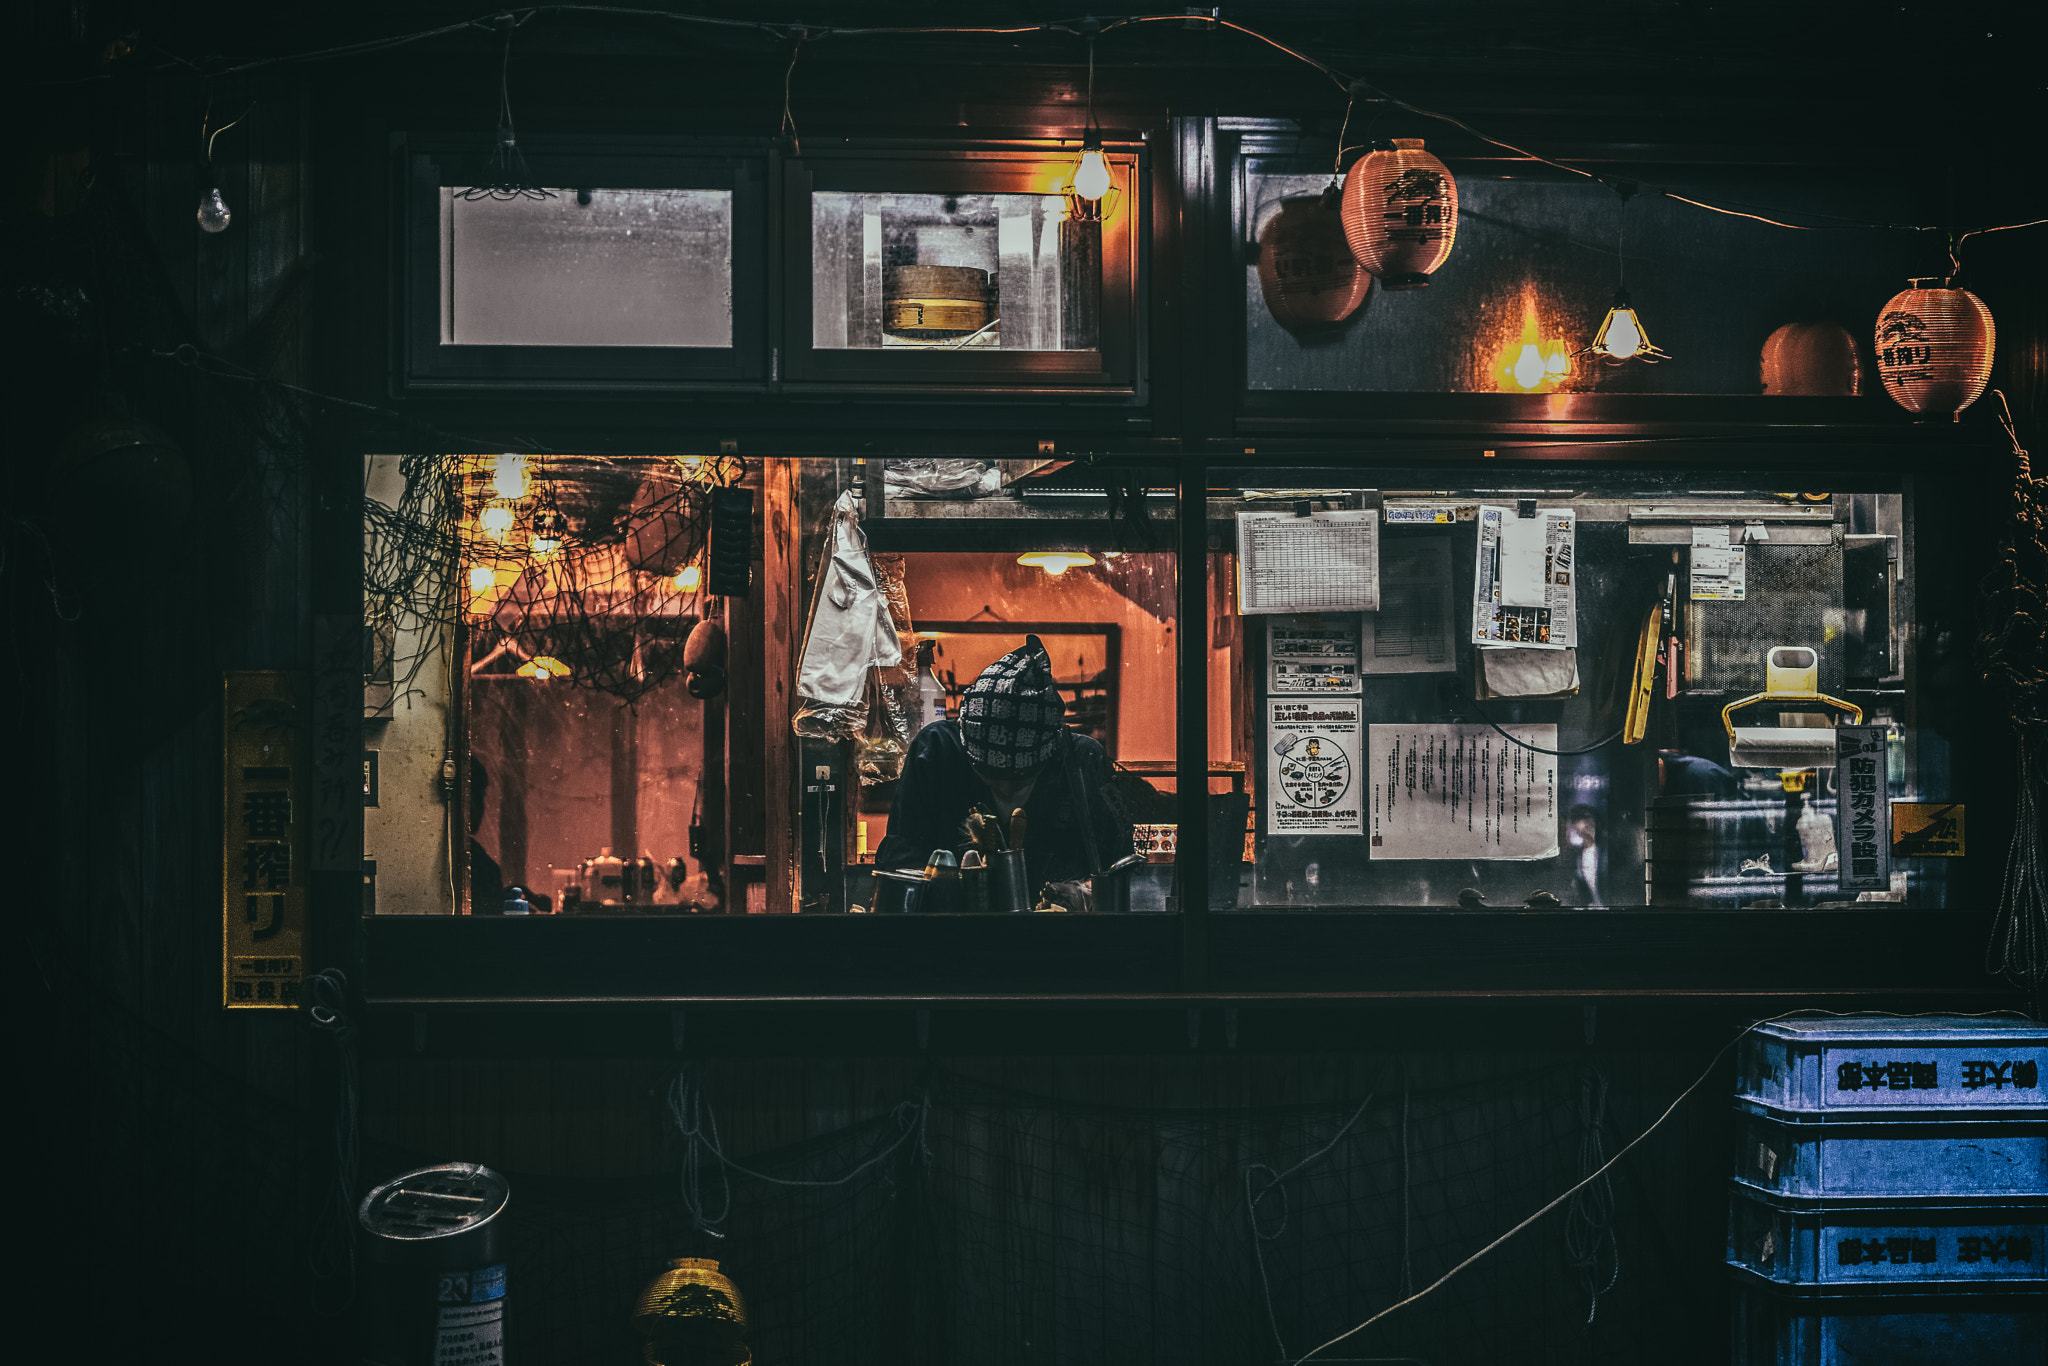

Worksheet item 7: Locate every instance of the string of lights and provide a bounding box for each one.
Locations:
[96,5,2046,255]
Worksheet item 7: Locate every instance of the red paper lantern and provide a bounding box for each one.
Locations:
[1339,138,1458,290]
[1760,321,1862,396]
[1874,279,1994,418]
[1257,192,1371,329]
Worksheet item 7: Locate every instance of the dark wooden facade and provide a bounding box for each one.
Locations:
[14,2,2044,1361]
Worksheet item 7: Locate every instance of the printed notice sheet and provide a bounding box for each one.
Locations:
[1268,616,1362,694]
[1689,525,1747,601]
[1368,723,1560,860]
[1363,536,1457,674]
[1237,509,1381,614]
[1471,506,1576,649]
[1268,698,1364,836]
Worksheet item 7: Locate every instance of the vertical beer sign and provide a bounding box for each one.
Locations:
[223,672,308,1008]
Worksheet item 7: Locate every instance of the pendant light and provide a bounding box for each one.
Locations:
[1874,279,1994,419]
[1584,185,1670,365]
[1339,137,1458,289]
[196,99,248,234]
[1257,186,1371,330]
[1063,25,1117,219]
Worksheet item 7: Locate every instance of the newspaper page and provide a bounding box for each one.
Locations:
[1368,723,1560,860]
[1268,616,1362,694]
[1471,506,1576,649]
[1363,535,1456,674]
[1267,697,1364,836]
[1237,509,1381,614]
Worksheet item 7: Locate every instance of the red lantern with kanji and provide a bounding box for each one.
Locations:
[1257,191,1371,330]
[1760,321,1862,396]
[1874,279,1994,418]
[1339,138,1458,290]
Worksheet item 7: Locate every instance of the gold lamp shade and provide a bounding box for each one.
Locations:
[634,1257,751,1366]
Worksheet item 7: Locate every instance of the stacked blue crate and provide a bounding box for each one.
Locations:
[1728,1015,2048,1365]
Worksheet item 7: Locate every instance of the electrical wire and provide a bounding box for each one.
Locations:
[1469,695,1624,756]
[65,5,2048,253]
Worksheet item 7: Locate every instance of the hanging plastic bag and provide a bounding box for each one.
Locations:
[793,491,902,739]
[882,458,1001,500]
[855,669,910,785]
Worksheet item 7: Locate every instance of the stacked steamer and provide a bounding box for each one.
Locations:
[1728,1016,2048,1364]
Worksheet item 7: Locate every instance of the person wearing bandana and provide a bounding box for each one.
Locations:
[875,634,1133,910]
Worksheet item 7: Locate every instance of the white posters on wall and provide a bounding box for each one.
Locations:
[1268,615,1363,694]
[1368,723,1560,861]
[1472,506,1576,649]
[1267,697,1365,836]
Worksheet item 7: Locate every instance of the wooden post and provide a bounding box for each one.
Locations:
[763,459,800,913]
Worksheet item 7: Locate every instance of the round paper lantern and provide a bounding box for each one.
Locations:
[1257,191,1370,329]
[1874,279,1994,418]
[1339,138,1458,290]
[1760,321,1862,396]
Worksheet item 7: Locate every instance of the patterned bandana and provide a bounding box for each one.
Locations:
[959,634,1067,773]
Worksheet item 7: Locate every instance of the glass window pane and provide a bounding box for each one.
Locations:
[363,456,1177,919]
[1207,473,1951,909]
[811,192,1099,352]
[1245,169,1914,394]
[802,460,1176,913]
[441,188,732,347]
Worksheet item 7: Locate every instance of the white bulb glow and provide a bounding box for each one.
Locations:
[468,566,495,592]
[197,187,232,233]
[1072,149,1113,202]
[1600,308,1644,361]
[1544,344,1571,377]
[1512,343,1545,389]
[674,565,701,592]
[479,504,516,536]
[492,453,528,500]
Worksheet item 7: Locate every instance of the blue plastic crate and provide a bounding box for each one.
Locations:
[1733,1287,2048,1365]
[1734,1106,2048,1203]
[1736,1016,2048,1117]
[1728,1188,2047,1292]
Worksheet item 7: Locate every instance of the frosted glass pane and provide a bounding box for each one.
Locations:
[442,188,732,348]
[811,191,1098,352]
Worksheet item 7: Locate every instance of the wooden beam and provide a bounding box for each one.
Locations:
[763,458,799,914]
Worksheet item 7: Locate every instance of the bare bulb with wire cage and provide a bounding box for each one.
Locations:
[1072,146,1113,202]
[197,186,232,233]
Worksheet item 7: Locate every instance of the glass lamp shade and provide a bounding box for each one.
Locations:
[1875,280,1994,418]
[634,1257,748,1366]
[1761,320,1862,395]
[1339,138,1458,290]
[1257,192,1371,330]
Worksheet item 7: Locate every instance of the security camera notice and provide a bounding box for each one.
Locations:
[1369,723,1560,861]
[1268,698,1364,836]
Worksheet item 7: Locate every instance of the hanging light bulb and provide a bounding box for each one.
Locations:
[1072,133,1113,203]
[1588,289,1668,364]
[196,185,232,233]
[673,565,702,592]
[492,452,528,500]
[468,565,496,592]
[1511,343,1546,390]
[1544,340,1571,379]
[1017,551,1096,577]
[479,503,516,537]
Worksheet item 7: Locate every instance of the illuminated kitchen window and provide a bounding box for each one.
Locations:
[811,191,1100,353]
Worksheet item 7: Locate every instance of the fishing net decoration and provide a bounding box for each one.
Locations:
[368,1054,1724,1366]
[363,453,745,705]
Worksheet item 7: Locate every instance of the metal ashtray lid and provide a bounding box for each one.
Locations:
[359,1163,509,1244]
